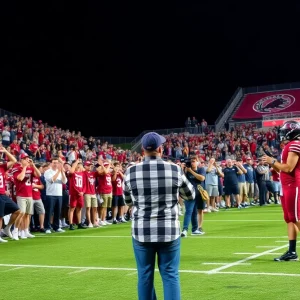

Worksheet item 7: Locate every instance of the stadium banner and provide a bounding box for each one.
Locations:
[232,89,300,119]
[263,118,300,127]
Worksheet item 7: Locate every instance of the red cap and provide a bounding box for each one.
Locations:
[20,153,29,159]
[84,161,92,166]
[103,162,109,166]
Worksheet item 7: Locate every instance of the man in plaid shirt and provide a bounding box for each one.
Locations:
[124,132,195,300]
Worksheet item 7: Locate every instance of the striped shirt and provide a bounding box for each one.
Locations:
[123,156,195,243]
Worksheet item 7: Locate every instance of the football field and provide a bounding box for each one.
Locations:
[1,205,300,300]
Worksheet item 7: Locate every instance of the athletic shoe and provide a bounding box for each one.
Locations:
[3,227,12,239]
[191,229,204,235]
[25,231,35,238]
[69,224,75,230]
[181,230,187,238]
[0,237,8,243]
[274,250,298,261]
[112,220,119,224]
[88,223,94,228]
[45,229,52,234]
[55,228,65,233]
[78,223,88,229]
[12,229,19,240]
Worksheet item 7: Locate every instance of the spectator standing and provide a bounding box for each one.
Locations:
[124,132,195,300]
[43,157,68,233]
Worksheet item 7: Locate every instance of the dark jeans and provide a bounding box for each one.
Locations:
[257,181,267,206]
[44,195,62,230]
[132,237,181,300]
[182,199,198,232]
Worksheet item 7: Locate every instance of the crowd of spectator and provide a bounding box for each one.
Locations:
[0,113,282,242]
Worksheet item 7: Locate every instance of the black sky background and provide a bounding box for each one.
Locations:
[1,2,300,137]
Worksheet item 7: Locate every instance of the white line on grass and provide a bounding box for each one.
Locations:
[126,271,137,276]
[202,263,251,266]
[68,268,90,275]
[234,252,283,255]
[208,243,289,274]
[204,220,281,222]
[34,235,287,239]
[1,263,300,277]
[1,267,24,272]
[256,246,280,248]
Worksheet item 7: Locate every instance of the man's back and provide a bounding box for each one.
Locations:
[124,157,195,243]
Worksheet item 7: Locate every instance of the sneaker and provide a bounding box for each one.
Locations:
[12,229,19,241]
[55,228,65,233]
[198,227,205,234]
[100,221,107,226]
[93,223,101,228]
[45,229,52,234]
[40,228,46,233]
[191,229,204,235]
[3,227,12,239]
[112,220,119,224]
[20,231,27,239]
[88,223,94,228]
[69,224,75,230]
[104,221,112,225]
[78,223,88,229]
[25,231,35,238]
[274,250,298,261]
[181,229,187,238]
[0,237,8,243]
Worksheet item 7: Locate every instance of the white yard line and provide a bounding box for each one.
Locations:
[34,235,287,239]
[68,268,90,275]
[202,263,251,265]
[208,243,289,274]
[256,246,280,248]
[204,220,281,222]
[1,267,24,272]
[0,263,299,277]
[234,252,283,255]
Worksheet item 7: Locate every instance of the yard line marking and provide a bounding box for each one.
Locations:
[202,263,251,266]
[275,241,288,243]
[34,235,287,239]
[1,267,24,272]
[208,243,289,274]
[68,268,89,275]
[0,264,136,271]
[256,246,279,248]
[1,263,300,277]
[216,271,300,277]
[126,271,137,276]
[204,220,281,222]
[234,252,283,255]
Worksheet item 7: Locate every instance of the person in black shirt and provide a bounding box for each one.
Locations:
[223,159,243,209]
[181,156,206,236]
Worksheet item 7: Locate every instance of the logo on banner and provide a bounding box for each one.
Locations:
[253,94,295,113]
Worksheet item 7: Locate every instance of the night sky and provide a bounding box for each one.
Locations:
[2,2,300,137]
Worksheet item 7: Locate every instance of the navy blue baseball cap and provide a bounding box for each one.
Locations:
[141,132,166,151]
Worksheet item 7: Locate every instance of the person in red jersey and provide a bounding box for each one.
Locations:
[111,161,126,224]
[67,159,87,230]
[0,147,23,242]
[11,153,41,239]
[83,161,101,227]
[262,121,300,261]
[32,170,46,233]
[97,160,113,226]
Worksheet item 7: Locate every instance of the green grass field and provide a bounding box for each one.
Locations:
[1,205,300,300]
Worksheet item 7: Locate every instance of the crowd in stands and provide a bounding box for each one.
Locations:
[0,113,282,242]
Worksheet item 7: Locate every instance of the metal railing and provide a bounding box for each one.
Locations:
[215,87,243,132]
